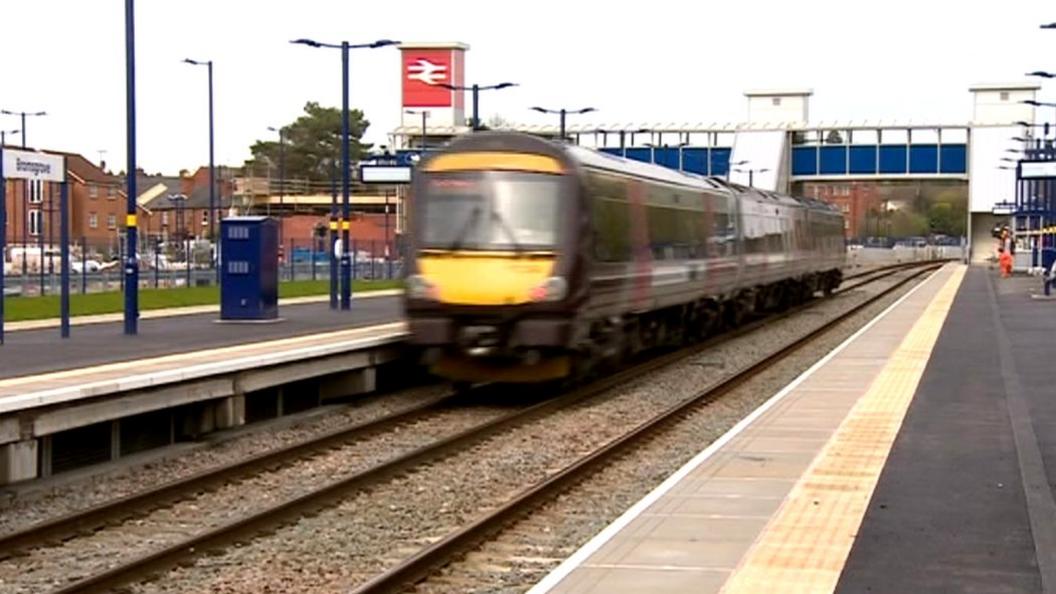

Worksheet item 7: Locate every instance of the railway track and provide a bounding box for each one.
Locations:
[353,261,944,594]
[0,260,941,594]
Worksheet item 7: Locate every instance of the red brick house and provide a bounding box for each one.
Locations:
[2,147,136,259]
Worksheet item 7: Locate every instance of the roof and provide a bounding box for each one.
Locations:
[136,175,183,210]
[38,149,122,186]
[185,184,235,209]
[398,41,469,50]
[969,82,1041,92]
[392,119,977,137]
[744,88,814,97]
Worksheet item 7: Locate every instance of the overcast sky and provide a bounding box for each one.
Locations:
[1,0,1053,175]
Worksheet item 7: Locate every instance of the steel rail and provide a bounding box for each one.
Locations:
[350,263,943,594]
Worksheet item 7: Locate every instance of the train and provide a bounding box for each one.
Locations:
[401,131,846,385]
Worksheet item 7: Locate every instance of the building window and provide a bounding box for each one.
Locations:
[89,213,98,229]
[108,185,116,198]
[162,212,169,226]
[28,180,43,204]
[1000,91,1010,101]
[107,214,117,230]
[772,97,781,106]
[28,209,42,236]
[89,184,98,198]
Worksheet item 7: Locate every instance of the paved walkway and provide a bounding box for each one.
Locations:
[529,264,969,594]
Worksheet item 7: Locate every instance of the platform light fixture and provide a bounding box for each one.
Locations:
[0,109,46,149]
[732,166,770,188]
[182,58,218,256]
[290,37,400,310]
[530,106,596,142]
[438,82,518,132]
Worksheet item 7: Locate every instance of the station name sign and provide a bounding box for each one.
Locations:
[2,149,66,182]
[360,164,412,184]
[1020,160,1056,179]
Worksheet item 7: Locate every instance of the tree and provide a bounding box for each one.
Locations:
[485,114,512,130]
[927,201,966,236]
[245,101,371,182]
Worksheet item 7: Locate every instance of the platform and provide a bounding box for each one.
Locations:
[530,263,1056,593]
[0,293,402,379]
[0,294,407,484]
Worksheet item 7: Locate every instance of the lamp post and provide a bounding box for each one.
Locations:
[182,58,216,251]
[405,110,429,154]
[437,82,517,131]
[168,193,189,286]
[732,167,770,188]
[727,160,748,181]
[0,110,46,149]
[267,125,286,241]
[530,106,596,142]
[123,0,138,335]
[290,37,400,310]
[0,129,17,147]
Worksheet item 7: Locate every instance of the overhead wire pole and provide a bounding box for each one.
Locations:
[124,0,139,335]
[290,37,400,311]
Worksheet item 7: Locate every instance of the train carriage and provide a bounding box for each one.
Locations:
[402,132,845,385]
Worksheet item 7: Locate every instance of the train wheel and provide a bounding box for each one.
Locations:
[822,275,836,297]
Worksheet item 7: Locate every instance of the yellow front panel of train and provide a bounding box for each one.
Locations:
[418,254,555,305]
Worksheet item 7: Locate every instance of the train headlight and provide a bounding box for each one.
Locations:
[529,276,568,302]
[407,274,438,300]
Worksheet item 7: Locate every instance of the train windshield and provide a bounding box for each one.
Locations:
[419,172,563,251]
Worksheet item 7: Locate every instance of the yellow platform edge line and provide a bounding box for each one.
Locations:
[719,264,966,594]
[0,321,407,389]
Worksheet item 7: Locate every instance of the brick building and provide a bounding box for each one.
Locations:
[800,181,882,238]
[137,166,238,245]
[2,148,133,259]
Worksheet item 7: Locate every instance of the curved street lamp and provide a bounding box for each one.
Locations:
[182,58,217,250]
[530,106,596,142]
[0,109,46,149]
[290,37,399,310]
[437,82,517,131]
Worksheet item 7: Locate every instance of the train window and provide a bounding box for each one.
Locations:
[592,197,632,261]
[587,172,632,262]
[705,191,735,258]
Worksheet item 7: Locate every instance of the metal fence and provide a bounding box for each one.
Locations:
[2,234,405,298]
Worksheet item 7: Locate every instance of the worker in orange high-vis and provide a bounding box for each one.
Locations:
[998,247,1014,278]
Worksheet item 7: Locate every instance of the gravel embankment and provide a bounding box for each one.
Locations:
[0,389,516,593]
[0,384,450,536]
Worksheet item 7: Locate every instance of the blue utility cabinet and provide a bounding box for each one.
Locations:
[220,217,279,320]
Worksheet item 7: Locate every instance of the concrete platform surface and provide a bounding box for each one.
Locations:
[529,263,981,594]
[0,294,402,379]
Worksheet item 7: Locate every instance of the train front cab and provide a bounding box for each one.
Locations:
[403,142,587,384]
